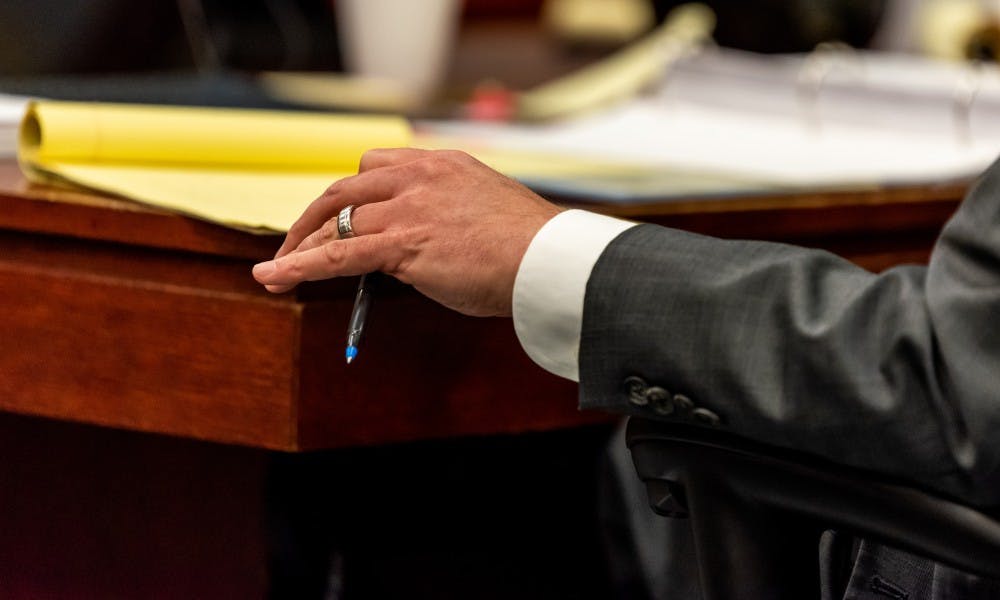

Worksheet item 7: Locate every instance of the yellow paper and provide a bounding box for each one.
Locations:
[19,101,412,232]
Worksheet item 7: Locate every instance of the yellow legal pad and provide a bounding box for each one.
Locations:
[18,101,412,232]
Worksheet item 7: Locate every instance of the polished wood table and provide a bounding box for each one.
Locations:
[0,162,599,452]
[0,159,968,597]
[0,162,967,450]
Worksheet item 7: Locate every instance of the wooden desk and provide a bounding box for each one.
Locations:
[0,162,967,451]
[0,160,968,597]
[0,161,600,452]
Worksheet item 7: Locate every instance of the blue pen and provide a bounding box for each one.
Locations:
[345,272,379,364]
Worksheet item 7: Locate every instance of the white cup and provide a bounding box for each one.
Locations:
[336,0,461,99]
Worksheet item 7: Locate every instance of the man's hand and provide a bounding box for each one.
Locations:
[252,148,562,317]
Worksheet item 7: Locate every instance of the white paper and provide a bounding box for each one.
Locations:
[424,48,1000,189]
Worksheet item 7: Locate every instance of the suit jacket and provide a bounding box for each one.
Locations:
[580,159,1000,598]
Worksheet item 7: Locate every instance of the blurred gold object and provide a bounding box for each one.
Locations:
[517,3,715,121]
[919,0,1000,61]
[966,22,1000,60]
[258,72,419,113]
[542,0,655,45]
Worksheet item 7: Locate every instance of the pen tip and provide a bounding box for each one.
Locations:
[345,345,358,364]
[346,356,354,364]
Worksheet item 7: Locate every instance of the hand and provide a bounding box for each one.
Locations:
[252,148,562,317]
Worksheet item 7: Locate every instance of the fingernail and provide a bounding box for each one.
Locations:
[253,260,275,279]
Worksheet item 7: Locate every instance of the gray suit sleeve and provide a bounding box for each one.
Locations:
[579,161,1000,506]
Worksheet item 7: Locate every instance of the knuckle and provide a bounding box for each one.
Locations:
[321,241,344,268]
[392,190,423,213]
[440,149,469,163]
[390,228,422,258]
[382,228,406,247]
[407,157,436,177]
[319,217,340,241]
[358,149,379,170]
[324,179,344,196]
[430,150,472,176]
[359,147,394,171]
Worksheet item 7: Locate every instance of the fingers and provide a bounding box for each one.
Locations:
[276,148,456,258]
[285,201,389,255]
[274,163,408,259]
[253,234,394,292]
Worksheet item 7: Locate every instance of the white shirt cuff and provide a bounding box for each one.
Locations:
[512,209,637,381]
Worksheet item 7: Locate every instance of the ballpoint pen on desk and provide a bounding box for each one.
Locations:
[345,271,380,364]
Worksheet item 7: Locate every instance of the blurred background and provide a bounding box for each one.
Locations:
[3,0,1000,143]
[1,0,994,105]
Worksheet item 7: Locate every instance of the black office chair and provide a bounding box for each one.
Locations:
[626,418,1000,600]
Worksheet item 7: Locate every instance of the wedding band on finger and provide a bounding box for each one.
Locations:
[337,205,356,239]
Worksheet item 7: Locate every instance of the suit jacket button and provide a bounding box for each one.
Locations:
[692,408,721,427]
[624,376,649,406]
[672,394,693,414]
[645,387,674,415]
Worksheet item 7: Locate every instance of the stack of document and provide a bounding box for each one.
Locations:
[425,48,1000,198]
[18,101,410,231]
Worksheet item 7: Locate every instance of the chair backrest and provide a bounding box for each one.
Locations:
[626,417,1000,600]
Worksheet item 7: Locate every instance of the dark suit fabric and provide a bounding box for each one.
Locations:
[581,160,1000,598]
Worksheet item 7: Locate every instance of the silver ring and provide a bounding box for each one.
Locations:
[337,205,356,239]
